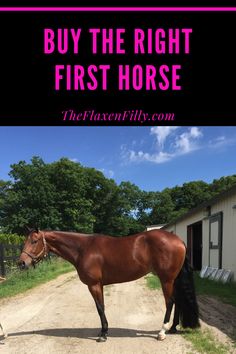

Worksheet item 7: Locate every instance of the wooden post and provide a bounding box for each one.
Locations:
[0,244,5,277]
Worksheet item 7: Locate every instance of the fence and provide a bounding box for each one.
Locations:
[0,243,56,277]
[0,243,23,277]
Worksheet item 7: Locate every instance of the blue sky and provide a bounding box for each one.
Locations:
[1,126,236,191]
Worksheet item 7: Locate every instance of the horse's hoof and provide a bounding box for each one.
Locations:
[158,332,166,341]
[96,336,107,342]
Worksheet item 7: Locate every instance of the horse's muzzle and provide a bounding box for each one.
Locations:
[18,260,29,270]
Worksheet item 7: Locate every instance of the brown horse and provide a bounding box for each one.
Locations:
[18,229,199,341]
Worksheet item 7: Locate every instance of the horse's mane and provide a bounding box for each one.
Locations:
[45,230,105,238]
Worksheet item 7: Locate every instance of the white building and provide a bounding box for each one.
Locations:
[146,224,166,231]
[162,185,236,280]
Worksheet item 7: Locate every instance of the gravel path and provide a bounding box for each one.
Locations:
[0,272,197,354]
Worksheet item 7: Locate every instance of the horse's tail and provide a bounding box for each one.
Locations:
[174,255,200,328]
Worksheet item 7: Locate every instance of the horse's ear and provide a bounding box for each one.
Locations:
[24,225,32,235]
[23,225,39,235]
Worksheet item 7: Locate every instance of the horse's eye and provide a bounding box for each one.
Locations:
[31,240,38,244]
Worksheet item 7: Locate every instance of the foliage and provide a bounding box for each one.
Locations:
[170,181,211,211]
[148,189,175,225]
[0,156,236,234]
[0,233,25,244]
[209,175,236,196]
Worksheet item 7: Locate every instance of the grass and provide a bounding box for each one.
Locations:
[0,258,74,299]
[183,328,230,354]
[145,273,161,290]
[194,273,236,308]
[104,284,113,296]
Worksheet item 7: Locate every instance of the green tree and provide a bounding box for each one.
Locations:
[171,181,211,211]
[149,189,175,225]
[1,157,60,233]
[210,175,236,196]
[92,179,143,236]
[1,155,236,236]
[48,158,95,232]
[136,191,156,227]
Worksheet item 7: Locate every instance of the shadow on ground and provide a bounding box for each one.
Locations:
[3,327,187,341]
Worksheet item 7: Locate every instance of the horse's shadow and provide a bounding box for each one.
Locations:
[3,327,185,341]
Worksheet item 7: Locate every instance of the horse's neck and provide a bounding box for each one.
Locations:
[45,231,83,266]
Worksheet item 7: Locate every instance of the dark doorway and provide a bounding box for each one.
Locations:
[187,221,202,270]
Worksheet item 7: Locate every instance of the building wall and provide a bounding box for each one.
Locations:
[210,194,236,273]
[164,191,236,278]
[164,209,204,244]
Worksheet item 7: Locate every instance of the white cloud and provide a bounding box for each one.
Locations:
[122,127,204,164]
[209,135,236,151]
[174,127,202,154]
[209,136,227,148]
[128,150,172,164]
[189,127,202,138]
[150,126,179,148]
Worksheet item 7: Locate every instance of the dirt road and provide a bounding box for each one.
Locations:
[0,272,198,354]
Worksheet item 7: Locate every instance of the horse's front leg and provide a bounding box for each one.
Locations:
[88,283,108,342]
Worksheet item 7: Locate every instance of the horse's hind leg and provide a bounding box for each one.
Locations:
[88,283,108,342]
[169,304,180,333]
[158,280,175,340]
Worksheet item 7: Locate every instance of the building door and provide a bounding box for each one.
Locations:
[209,212,223,268]
[187,221,202,270]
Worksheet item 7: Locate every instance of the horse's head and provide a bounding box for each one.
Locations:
[18,228,48,270]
